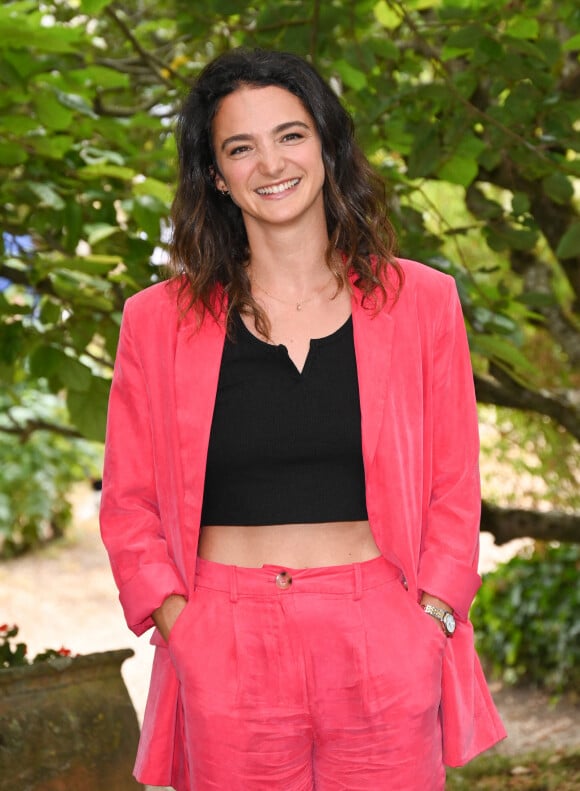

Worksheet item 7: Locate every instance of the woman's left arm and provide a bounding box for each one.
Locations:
[416,279,482,622]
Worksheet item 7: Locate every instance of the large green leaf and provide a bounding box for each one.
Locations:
[438,134,485,188]
[471,335,538,378]
[67,376,110,441]
[64,256,123,276]
[85,223,122,246]
[33,93,75,131]
[407,128,442,179]
[505,16,539,40]
[30,135,75,159]
[334,60,368,91]
[28,182,65,210]
[556,223,580,260]
[0,13,84,53]
[132,177,173,207]
[80,1,116,16]
[373,1,401,30]
[542,173,574,205]
[53,89,99,119]
[77,164,137,181]
[563,33,580,52]
[0,142,28,165]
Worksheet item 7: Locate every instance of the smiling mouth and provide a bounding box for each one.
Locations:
[256,178,300,195]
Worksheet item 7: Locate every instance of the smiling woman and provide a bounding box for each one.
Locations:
[100,48,506,791]
[212,87,326,239]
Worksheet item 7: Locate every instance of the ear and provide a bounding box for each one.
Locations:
[209,165,228,194]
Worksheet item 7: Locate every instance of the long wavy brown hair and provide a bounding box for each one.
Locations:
[169,48,402,337]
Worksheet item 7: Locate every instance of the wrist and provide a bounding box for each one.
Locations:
[420,592,453,612]
[420,602,456,637]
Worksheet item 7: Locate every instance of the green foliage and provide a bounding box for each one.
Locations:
[0,0,578,539]
[0,624,73,668]
[471,544,580,693]
[0,389,101,557]
[0,625,27,667]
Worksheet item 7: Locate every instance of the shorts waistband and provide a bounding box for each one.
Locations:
[194,554,401,601]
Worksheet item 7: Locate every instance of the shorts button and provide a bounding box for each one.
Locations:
[275,571,292,589]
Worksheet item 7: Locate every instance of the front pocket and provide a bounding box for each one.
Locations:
[167,594,197,652]
[392,580,448,650]
[412,599,449,645]
[361,578,446,715]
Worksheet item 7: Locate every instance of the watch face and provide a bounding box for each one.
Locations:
[442,612,456,634]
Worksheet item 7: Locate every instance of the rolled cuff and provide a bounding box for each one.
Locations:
[118,562,188,636]
[417,550,481,621]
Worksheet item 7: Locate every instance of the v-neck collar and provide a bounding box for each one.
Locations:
[233,310,353,377]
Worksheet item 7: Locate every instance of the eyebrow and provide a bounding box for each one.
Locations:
[220,120,311,152]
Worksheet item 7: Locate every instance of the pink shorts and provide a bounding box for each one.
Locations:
[167,555,447,790]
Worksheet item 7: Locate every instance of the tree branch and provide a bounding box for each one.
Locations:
[310,0,321,64]
[0,420,83,441]
[474,372,580,441]
[93,93,171,118]
[481,500,580,544]
[105,5,190,87]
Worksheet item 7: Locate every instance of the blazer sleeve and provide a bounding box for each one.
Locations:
[99,302,188,636]
[416,278,482,621]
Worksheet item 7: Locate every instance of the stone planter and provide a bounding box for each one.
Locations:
[0,648,141,791]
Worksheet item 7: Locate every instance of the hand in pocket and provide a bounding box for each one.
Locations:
[153,594,188,643]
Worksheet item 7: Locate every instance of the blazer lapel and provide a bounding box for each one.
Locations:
[174,309,226,544]
[351,290,394,470]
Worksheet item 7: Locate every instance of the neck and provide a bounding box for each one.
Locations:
[244,208,332,289]
[248,238,332,290]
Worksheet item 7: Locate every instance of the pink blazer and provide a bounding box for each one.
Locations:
[100,258,506,786]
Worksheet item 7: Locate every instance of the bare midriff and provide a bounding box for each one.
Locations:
[198,520,382,568]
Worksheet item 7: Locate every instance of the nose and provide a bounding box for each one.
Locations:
[257,143,284,177]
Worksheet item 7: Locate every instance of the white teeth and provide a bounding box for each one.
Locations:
[256,178,300,195]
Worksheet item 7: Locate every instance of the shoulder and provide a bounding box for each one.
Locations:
[124,277,181,320]
[118,279,185,353]
[395,257,456,298]
[385,258,463,337]
[394,258,458,313]
[122,276,204,334]
[121,277,226,346]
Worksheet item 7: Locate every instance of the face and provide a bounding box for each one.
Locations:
[212,85,326,233]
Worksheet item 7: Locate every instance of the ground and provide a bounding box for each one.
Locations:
[1,486,578,789]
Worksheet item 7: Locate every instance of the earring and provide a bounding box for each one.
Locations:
[220,187,229,195]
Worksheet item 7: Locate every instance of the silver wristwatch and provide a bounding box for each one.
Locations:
[421,604,456,637]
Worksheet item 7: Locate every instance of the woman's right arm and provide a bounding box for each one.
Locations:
[100,302,188,636]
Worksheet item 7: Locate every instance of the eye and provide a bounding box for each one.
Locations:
[228,144,252,156]
[281,132,304,143]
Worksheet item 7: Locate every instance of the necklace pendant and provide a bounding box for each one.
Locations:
[296,303,302,311]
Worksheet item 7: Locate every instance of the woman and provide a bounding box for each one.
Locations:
[100,48,505,790]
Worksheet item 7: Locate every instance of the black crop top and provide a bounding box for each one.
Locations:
[200,312,368,526]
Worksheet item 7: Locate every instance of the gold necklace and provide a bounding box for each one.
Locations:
[252,273,337,311]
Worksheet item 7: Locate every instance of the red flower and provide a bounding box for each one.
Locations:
[57,647,71,656]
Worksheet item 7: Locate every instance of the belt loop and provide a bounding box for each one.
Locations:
[353,563,362,601]
[229,565,238,603]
